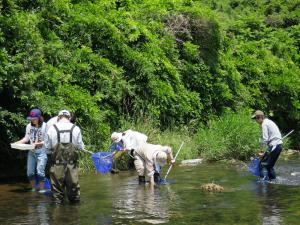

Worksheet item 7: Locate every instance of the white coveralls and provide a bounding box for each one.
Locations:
[120,130,148,176]
[134,143,172,178]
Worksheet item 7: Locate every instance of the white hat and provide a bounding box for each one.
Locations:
[58,110,71,118]
[111,132,122,142]
[156,151,168,166]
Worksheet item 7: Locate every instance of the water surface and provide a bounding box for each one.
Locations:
[1,157,300,225]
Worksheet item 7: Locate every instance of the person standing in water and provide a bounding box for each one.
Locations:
[252,110,283,180]
[14,108,48,193]
[111,130,175,185]
[45,110,84,204]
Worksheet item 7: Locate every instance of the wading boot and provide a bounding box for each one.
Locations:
[154,172,161,183]
[138,176,146,184]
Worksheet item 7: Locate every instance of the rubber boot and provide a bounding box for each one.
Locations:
[262,167,269,181]
[269,168,276,180]
[154,172,161,183]
[138,176,146,184]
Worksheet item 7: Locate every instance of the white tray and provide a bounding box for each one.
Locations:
[10,143,35,150]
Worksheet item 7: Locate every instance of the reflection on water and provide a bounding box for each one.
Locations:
[111,177,178,224]
[1,157,300,224]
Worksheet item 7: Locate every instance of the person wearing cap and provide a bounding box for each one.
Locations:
[45,110,84,204]
[252,110,283,180]
[45,111,76,133]
[14,108,48,193]
[44,112,76,185]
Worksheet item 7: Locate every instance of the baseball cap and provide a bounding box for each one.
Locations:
[27,108,42,120]
[58,110,71,118]
[251,110,264,119]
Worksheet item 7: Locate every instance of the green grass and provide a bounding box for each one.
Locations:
[79,109,290,171]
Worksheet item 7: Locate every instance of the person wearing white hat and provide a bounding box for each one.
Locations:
[135,143,175,185]
[252,110,282,180]
[45,110,84,204]
[111,130,175,184]
[111,130,149,183]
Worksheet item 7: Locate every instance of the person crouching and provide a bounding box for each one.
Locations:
[135,143,175,185]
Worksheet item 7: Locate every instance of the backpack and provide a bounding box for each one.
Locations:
[51,124,79,164]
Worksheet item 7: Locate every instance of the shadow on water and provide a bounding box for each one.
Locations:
[1,156,300,224]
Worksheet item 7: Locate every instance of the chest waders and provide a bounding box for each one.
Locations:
[50,124,80,204]
[131,150,160,184]
[260,144,282,180]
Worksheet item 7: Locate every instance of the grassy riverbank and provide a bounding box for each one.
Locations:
[80,110,292,172]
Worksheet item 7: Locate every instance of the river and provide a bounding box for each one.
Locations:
[1,157,300,225]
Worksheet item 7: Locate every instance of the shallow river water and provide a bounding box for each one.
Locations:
[1,157,300,225]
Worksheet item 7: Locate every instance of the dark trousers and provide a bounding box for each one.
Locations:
[260,144,282,180]
[50,163,80,204]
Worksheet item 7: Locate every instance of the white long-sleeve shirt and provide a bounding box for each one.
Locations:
[45,116,59,133]
[121,129,148,151]
[44,119,84,151]
[261,118,282,147]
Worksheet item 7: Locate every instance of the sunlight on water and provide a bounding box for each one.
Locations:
[1,156,300,224]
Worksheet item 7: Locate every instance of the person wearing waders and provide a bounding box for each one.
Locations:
[45,112,76,178]
[135,143,175,186]
[252,110,283,181]
[45,110,84,204]
[111,130,161,183]
[111,130,173,184]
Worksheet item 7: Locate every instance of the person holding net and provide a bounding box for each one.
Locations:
[252,110,282,181]
[111,130,148,183]
[111,130,175,184]
[45,110,84,204]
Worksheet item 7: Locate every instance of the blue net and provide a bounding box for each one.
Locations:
[35,177,51,189]
[92,152,113,174]
[248,157,261,177]
[109,142,123,152]
[44,178,51,189]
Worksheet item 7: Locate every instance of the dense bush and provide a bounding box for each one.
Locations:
[195,110,261,161]
[0,0,299,175]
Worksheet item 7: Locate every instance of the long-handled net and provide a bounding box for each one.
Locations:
[91,152,114,174]
[248,157,261,177]
[83,142,123,174]
[248,130,294,177]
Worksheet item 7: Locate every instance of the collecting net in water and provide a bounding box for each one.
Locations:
[92,152,113,174]
[248,157,261,177]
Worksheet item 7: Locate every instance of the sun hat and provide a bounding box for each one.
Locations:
[111,132,122,142]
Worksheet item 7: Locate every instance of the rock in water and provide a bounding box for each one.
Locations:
[291,172,300,176]
[181,158,203,166]
[200,183,224,192]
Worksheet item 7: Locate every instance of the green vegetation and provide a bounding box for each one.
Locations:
[0,0,299,174]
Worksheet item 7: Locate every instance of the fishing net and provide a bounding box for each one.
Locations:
[92,152,113,174]
[248,157,261,177]
[35,177,51,189]
[44,178,51,189]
